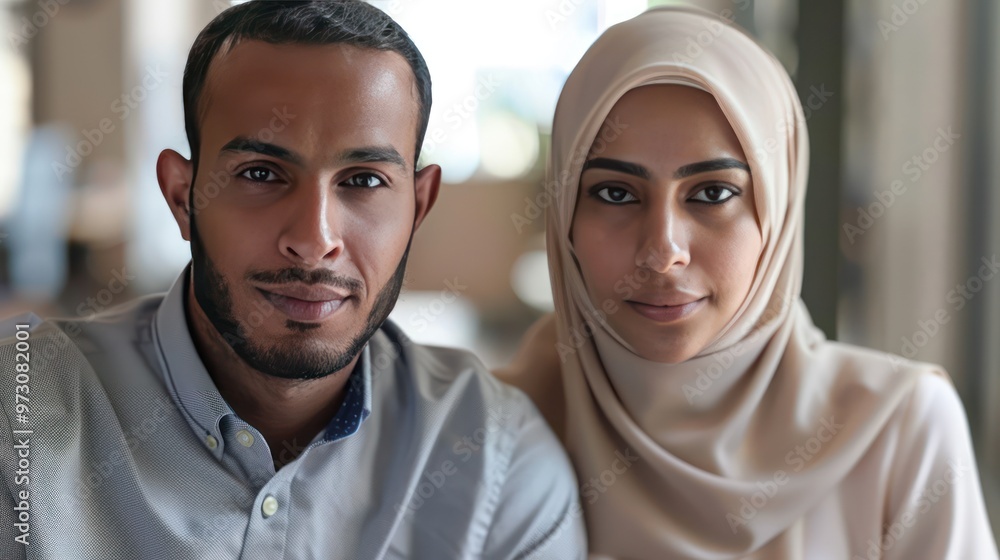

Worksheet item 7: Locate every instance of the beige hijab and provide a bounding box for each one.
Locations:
[544,6,942,559]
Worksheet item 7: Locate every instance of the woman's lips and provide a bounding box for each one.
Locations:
[626,297,705,323]
[257,289,346,322]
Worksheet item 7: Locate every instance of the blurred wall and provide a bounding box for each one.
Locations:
[31,0,124,188]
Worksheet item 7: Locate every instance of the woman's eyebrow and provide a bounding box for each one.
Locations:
[582,158,650,179]
[674,157,750,178]
[582,157,750,180]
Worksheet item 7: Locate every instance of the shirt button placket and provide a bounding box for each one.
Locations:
[239,487,288,559]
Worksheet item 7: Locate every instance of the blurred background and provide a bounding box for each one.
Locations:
[0,0,997,538]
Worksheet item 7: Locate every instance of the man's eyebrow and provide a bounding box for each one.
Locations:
[218,139,409,172]
[674,157,750,179]
[338,146,408,172]
[220,136,305,166]
[582,158,651,179]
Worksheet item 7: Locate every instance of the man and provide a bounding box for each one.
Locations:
[0,1,585,558]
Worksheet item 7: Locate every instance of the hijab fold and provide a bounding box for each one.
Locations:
[546,7,935,558]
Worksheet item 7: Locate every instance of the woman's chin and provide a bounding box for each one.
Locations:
[624,332,705,364]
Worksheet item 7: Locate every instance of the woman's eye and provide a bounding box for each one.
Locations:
[690,185,737,204]
[596,186,637,204]
[240,167,278,183]
[343,173,386,188]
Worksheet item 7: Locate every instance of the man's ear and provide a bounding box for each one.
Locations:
[157,149,194,241]
[412,163,441,231]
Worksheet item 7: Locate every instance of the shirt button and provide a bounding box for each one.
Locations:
[261,495,279,518]
[236,430,255,447]
[205,435,218,449]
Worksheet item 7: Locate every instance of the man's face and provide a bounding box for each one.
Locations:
[184,41,430,380]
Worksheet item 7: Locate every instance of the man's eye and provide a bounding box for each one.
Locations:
[239,167,278,183]
[342,173,386,188]
[596,186,637,204]
[689,185,738,204]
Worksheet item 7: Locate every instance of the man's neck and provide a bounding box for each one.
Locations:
[184,278,358,468]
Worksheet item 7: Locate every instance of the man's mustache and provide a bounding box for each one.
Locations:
[248,268,364,295]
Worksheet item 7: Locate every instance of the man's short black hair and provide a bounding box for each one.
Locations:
[182,0,432,178]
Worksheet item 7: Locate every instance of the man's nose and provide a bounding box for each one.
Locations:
[278,183,344,267]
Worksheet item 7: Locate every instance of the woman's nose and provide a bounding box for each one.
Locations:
[636,206,691,273]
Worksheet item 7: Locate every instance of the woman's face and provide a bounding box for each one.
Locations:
[571,84,762,363]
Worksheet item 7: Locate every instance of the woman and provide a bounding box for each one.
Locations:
[497,6,998,559]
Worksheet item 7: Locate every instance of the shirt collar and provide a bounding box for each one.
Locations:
[318,344,372,443]
[152,264,233,446]
[152,263,372,451]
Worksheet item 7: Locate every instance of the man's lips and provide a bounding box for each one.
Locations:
[625,297,706,323]
[255,285,350,322]
[255,283,351,302]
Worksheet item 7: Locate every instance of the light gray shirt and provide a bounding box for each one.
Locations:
[0,266,586,559]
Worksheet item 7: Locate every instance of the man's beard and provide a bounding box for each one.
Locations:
[188,214,408,381]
